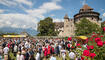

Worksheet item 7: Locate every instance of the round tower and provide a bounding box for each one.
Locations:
[74,4,101,26]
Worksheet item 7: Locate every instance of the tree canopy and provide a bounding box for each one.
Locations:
[75,18,101,36]
[37,17,57,36]
[101,21,105,28]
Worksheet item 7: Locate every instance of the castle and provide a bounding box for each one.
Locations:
[55,4,102,37]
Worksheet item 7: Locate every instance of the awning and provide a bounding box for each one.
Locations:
[3,35,26,37]
[76,36,88,40]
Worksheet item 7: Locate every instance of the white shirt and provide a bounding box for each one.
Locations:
[14,45,17,52]
[59,45,62,50]
[35,53,40,60]
[16,54,20,60]
[25,41,30,48]
[61,50,66,59]
[3,47,9,54]
[20,55,24,60]
[69,52,76,59]
[50,56,56,60]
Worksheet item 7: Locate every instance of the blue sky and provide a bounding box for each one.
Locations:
[0,0,105,30]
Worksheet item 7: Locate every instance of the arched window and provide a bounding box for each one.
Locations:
[92,17,93,20]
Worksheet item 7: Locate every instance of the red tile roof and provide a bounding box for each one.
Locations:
[81,4,93,10]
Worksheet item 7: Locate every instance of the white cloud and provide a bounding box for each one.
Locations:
[99,8,105,13]
[50,14,55,17]
[26,9,46,19]
[80,0,87,5]
[0,13,38,30]
[15,0,33,7]
[39,2,62,11]
[0,0,63,30]
[26,2,62,19]
[103,13,105,17]
[52,0,61,2]
[0,0,17,7]
[53,18,64,22]
[0,0,33,7]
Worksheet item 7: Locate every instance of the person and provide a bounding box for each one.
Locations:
[67,43,70,51]
[7,42,11,48]
[0,45,2,60]
[20,48,26,60]
[44,46,47,57]
[60,48,66,60]
[25,49,30,60]
[3,45,9,60]
[0,45,3,55]
[38,45,42,54]
[35,51,40,60]
[16,52,21,60]
[69,50,76,60]
[59,44,62,52]
[20,54,24,60]
[2,40,6,48]
[47,45,51,56]
[0,53,3,60]
[51,46,54,54]
[50,54,56,60]
[20,52,25,60]
[11,41,15,53]
[29,48,35,60]
[14,44,18,57]
[56,44,60,56]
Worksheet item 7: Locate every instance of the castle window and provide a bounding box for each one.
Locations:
[92,17,93,20]
[66,25,69,27]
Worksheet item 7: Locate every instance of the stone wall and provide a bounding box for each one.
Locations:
[75,17,101,27]
[58,18,75,37]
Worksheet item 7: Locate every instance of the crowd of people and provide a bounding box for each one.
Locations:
[0,37,87,60]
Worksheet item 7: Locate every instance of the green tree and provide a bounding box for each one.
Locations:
[37,17,57,36]
[101,21,105,34]
[75,18,101,36]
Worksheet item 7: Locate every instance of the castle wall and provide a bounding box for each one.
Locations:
[58,17,101,37]
[86,17,101,26]
[59,19,75,37]
[75,17,101,26]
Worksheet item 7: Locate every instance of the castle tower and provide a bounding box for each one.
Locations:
[74,4,101,26]
[63,14,75,37]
